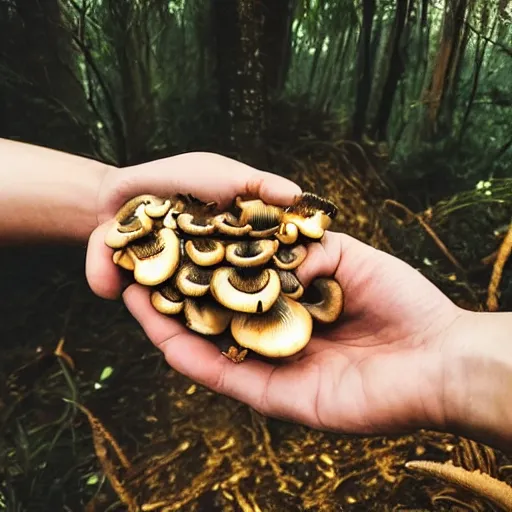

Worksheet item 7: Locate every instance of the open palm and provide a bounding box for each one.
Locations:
[120,231,463,436]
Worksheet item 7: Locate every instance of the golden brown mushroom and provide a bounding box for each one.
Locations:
[112,249,135,271]
[225,239,279,268]
[275,222,299,245]
[175,261,213,297]
[105,194,164,249]
[185,238,225,266]
[150,281,184,315]
[212,212,253,236]
[183,297,233,336]
[144,198,172,219]
[175,200,218,236]
[210,267,281,313]
[230,294,313,359]
[124,227,181,286]
[300,277,343,323]
[234,197,284,237]
[282,192,338,240]
[277,270,304,300]
[273,244,308,270]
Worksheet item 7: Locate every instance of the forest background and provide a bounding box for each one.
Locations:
[1,1,512,511]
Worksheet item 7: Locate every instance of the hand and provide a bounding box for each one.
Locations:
[85,152,302,299]
[117,226,465,437]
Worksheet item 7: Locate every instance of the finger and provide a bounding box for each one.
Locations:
[99,152,302,221]
[85,221,125,300]
[123,284,326,428]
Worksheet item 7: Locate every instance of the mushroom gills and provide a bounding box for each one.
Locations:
[231,294,313,358]
[300,277,344,323]
[184,297,233,336]
[225,239,279,267]
[277,270,304,300]
[185,238,225,266]
[235,197,283,237]
[151,282,184,315]
[126,228,181,286]
[273,244,308,270]
[210,267,281,313]
[175,261,213,297]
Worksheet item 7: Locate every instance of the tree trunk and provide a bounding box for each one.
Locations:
[351,0,376,140]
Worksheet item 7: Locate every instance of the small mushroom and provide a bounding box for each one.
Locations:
[176,200,218,236]
[275,222,299,245]
[234,197,284,237]
[183,297,233,336]
[105,195,164,249]
[112,249,135,271]
[300,277,344,323]
[150,281,184,315]
[225,239,279,268]
[124,227,181,286]
[212,212,252,236]
[283,192,338,240]
[277,270,304,300]
[175,261,213,297]
[230,294,313,358]
[273,244,308,270]
[144,198,172,219]
[210,267,281,313]
[185,238,225,266]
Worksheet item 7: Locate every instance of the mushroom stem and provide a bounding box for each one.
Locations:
[300,278,344,323]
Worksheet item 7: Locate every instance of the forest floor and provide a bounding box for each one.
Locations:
[1,141,512,511]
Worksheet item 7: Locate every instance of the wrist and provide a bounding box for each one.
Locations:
[441,308,512,450]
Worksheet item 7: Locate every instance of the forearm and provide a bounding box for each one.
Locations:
[443,309,512,452]
[0,139,110,245]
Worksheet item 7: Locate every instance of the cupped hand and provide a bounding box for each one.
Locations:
[86,152,302,299]
[86,152,465,437]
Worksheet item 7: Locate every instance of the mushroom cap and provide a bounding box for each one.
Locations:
[275,222,299,245]
[225,239,279,268]
[210,267,281,313]
[231,294,313,358]
[212,213,252,236]
[150,282,184,315]
[175,261,213,297]
[112,249,135,271]
[105,200,155,249]
[185,238,225,266]
[176,212,216,236]
[273,244,308,270]
[277,270,305,300]
[300,277,344,323]
[144,199,172,219]
[126,227,181,286]
[183,297,233,336]
[235,197,283,237]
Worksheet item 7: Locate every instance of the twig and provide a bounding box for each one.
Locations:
[383,199,464,272]
[487,222,512,311]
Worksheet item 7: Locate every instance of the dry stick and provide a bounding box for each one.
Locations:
[487,222,512,312]
[383,199,464,272]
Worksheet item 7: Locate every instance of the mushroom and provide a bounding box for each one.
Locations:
[300,277,343,323]
[185,238,225,266]
[277,270,304,300]
[144,198,172,219]
[183,297,233,336]
[123,227,181,286]
[225,239,279,268]
[234,197,284,237]
[112,249,135,271]
[176,200,218,236]
[282,192,338,240]
[175,261,213,297]
[105,195,164,249]
[210,267,281,313]
[273,244,308,270]
[230,294,313,359]
[150,281,184,315]
[275,222,299,245]
[212,212,252,236]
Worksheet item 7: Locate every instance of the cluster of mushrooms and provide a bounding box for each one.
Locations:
[104,191,344,363]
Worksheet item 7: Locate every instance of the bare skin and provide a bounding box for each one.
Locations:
[1,138,511,453]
